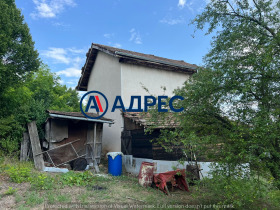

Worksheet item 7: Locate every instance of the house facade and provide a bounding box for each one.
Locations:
[76,43,197,153]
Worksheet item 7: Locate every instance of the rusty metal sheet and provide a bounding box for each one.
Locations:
[138,162,154,187]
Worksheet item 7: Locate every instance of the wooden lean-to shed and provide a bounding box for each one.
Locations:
[121,112,184,161]
[44,110,113,170]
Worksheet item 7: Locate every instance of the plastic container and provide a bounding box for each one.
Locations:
[107,152,123,176]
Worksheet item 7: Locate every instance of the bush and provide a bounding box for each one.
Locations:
[0,117,24,156]
[5,165,32,183]
[60,171,95,187]
[30,173,54,190]
[194,172,280,209]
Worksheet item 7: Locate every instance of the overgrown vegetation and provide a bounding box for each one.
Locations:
[0,161,96,190]
[0,159,279,209]
[145,0,280,208]
[190,166,280,209]
[0,0,80,156]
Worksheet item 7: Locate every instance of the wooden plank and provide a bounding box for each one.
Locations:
[93,160,100,173]
[86,124,94,165]
[96,124,103,164]
[93,122,97,157]
[27,121,44,171]
[92,123,100,172]
[36,139,81,155]
[20,132,30,161]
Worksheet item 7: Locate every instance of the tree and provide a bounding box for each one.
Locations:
[0,0,40,117]
[148,0,280,188]
[0,65,80,155]
[0,1,80,156]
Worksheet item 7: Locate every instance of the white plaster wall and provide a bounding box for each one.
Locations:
[121,63,190,107]
[87,53,192,153]
[123,155,212,178]
[87,52,122,152]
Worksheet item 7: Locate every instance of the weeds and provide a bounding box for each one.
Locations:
[60,171,95,187]
[77,192,90,203]
[5,166,31,183]
[192,174,280,209]
[57,194,71,203]
[3,186,17,195]
[0,157,279,209]
[30,173,54,190]
[15,193,23,203]
[24,191,44,207]
[46,191,56,204]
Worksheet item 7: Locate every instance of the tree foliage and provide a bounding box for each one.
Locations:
[0,0,80,155]
[0,0,39,97]
[148,0,280,189]
[0,65,80,155]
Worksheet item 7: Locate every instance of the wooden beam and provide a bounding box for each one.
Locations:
[86,124,94,165]
[27,121,44,171]
[93,123,100,173]
[20,132,30,161]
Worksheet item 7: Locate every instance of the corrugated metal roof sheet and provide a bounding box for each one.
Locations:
[123,112,179,128]
[47,110,113,123]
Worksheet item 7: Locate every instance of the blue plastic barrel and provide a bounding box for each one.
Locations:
[107,152,123,176]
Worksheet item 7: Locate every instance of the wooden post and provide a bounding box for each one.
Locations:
[27,121,44,171]
[93,122,97,157]
[20,132,30,161]
[86,124,94,165]
[93,123,100,173]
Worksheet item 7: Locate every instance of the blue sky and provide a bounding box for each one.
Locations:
[15,0,213,90]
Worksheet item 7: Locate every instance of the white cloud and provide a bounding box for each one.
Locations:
[113,43,122,48]
[104,33,114,39]
[58,79,64,84]
[57,67,81,77]
[67,48,86,54]
[31,0,76,19]
[52,22,70,28]
[41,47,85,64]
[160,17,185,25]
[42,47,70,64]
[178,0,186,8]
[129,28,142,44]
[72,56,83,64]
[66,81,75,85]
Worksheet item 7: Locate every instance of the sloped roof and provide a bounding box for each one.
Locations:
[76,43,198,91]
[47,110,113,124]
[123,112,179,129]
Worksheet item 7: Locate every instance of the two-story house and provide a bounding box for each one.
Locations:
[76,43,197,154]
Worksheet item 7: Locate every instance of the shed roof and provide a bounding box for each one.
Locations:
[123,112,179,129]
[76,43,198,91]
[47,110,114,124]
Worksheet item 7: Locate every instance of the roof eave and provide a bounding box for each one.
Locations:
[49,113,114,124]
[76,44,198,91]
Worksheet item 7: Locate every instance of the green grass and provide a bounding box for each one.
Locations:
[3,186,17,195]
[15,193,23,203]
[77,192,90,203]
[0,157,279,209]
[57,193,71,203]
[17,205,30,210]
[24,191,44,207]
[46,191,56,204]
